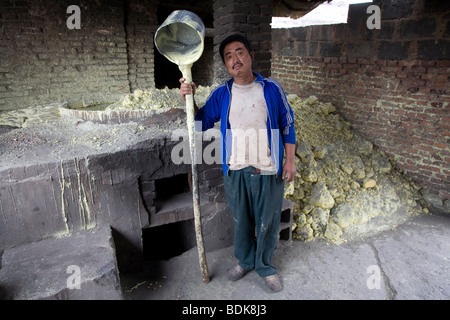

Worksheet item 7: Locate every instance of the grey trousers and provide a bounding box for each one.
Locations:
[223,166,285,277]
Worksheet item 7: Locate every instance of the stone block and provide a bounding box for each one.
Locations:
[375,20,395,40]
[320,42,342,58]
[399,18,436,39]
[278,199,293,245]
[381,0,415,20]
[290,27,308,41]
[347,3,371,25]
[378,41,410,60]
[417,40,450,60]
[0,227,122,300]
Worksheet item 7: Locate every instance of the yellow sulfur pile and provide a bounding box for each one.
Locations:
[284,94,425,242]
[106,86,214,111]
[106,88,183,111]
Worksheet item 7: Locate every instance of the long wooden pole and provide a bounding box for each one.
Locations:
[179,64,210,283]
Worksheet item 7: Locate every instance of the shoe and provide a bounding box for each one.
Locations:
[227,264,250,281]
[264,274,282,292]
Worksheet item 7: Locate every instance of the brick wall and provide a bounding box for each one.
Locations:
[272,0,450,205]
[125,0,158,92]
[0,0,159,112]
[213,0,272,83]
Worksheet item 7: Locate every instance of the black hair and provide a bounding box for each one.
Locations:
[219,34,253,63]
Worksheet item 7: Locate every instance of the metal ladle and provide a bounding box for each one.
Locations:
[154,10,209,283]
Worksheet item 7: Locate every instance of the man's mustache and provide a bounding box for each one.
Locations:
[233,62,243,69]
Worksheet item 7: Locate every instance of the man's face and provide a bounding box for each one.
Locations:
[223,41,254,79]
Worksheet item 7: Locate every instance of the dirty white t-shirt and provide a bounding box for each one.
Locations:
[228,81,276,172]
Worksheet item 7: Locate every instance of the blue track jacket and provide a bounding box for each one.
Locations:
[194,73,296,176]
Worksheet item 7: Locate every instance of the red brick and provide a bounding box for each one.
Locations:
[421,60,436,67]
[435,60,450,67]
[420,73,434,80]
[435,142,448,149]
[357,58,375,64]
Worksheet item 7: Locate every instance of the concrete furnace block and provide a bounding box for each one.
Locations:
[278,198,294,246]
[0,227,122,300]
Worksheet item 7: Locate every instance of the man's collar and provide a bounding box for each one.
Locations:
[227,72,263,88]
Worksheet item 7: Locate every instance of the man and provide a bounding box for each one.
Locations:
[179,34,296,292]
